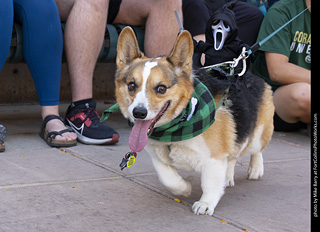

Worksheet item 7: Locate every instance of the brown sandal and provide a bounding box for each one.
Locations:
[39,115,77,147]
[0,141,5,152]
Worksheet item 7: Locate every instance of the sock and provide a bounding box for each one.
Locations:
[70,98,93,108]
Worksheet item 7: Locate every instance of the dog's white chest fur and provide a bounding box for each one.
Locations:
[148,135,210,172]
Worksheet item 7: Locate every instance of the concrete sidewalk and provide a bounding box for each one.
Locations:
[0,103,311,232]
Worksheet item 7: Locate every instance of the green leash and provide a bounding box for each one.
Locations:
[101,103,119,122]
[247,4,311,55]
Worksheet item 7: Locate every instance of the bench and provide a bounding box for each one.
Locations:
[6,23,145,63]
[1,24,144,104]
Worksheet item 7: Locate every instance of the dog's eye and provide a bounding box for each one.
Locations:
[128,82,136,92]
[155,85,167,94]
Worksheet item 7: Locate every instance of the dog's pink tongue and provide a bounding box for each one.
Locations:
[129,119,152,152]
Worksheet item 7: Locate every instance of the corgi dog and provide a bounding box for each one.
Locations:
[114,27,274,215]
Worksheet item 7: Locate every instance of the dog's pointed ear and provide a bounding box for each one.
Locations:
[116,27,142,69]
[167,30,194,75]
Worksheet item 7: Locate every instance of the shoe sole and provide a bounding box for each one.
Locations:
[39,130,77,148]
[73,130,119,145]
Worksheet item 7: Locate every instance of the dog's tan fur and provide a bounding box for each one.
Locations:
[115,27,274,215]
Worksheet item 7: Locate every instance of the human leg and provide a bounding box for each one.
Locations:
[273,83,311,127]
[55,0,119,145]
[233,1,264,46]
[0,0,13,70]
[13,0,76,143]
[114,0,182,57]
[0,0,13,152]
[55,0,109,102]
[13,0,63,106]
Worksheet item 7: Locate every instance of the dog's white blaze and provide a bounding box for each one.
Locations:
[142,61,158,86]
[129,61,158,119]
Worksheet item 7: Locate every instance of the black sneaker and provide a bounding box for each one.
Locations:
[65,100,119,145]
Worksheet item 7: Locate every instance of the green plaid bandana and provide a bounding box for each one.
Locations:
[149,77,216,142]
[101,77,216,142]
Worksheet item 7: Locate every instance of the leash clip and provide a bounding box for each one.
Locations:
[230,47,249,77]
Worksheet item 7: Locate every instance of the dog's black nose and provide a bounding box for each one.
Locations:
[133,106,148,119]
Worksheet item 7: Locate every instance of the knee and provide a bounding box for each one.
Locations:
[56,0,109,21]
[14,0,60,23]
[250,6,264,22]
[152,0,182,11]
[88,0,109,11]
[291,83,311,112]
[169,0,182,8]
[75,0,109,14]
[168,0,182,11]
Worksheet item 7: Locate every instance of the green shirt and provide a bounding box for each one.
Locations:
[252,0,311,91]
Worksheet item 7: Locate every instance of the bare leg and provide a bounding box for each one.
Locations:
[55,0,109,101]
[114,0,182,57]
[55,0,182,98]
[41,105,77,141]
[55,0,119,145]
[273,83,311,124]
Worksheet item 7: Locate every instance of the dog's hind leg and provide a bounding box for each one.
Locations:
[247,85,274,180]
[246,125,265,180]
[226,158,237,187]
[248,152,264,180]
[192,158,227,216]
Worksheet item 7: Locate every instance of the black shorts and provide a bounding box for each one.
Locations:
[107,0,122,24]
[274,112,307,132]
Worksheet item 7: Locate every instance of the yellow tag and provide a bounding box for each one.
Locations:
[127,155,136,168]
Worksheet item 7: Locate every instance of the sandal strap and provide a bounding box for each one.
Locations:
[46,128,73,140]
[42,115,65,128]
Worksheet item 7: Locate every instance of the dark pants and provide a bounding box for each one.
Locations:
[0,0,63,106]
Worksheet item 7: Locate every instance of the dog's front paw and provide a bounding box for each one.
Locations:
[171,179,192,197]
[192,201,215,216]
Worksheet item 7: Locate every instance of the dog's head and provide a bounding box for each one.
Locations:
[115,27,194,151]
